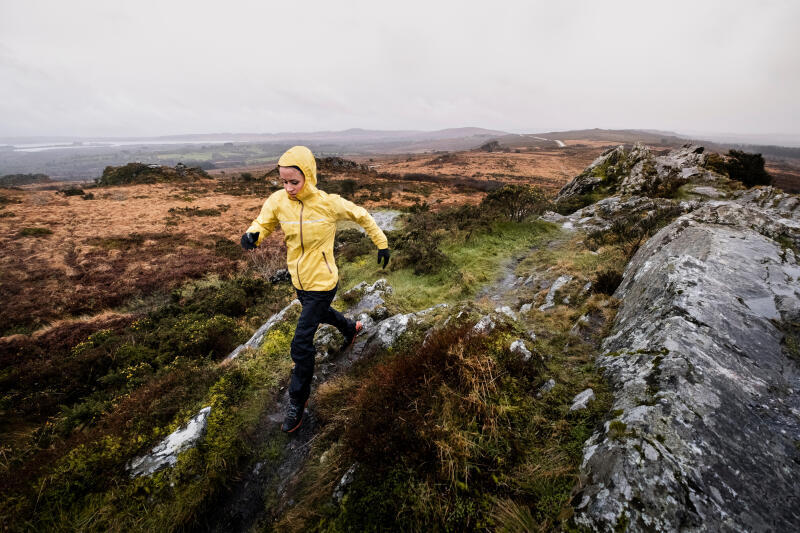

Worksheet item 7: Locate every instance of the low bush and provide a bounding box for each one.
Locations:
[593,269,624,295]
[554,192,600,215]
[726,150,772,187]
[336,228,373,261]
[167,205,227,217]
[480,184,550,222]
[18,226,53,236]
[96,163,209,186]
[390,212,451,275]
[704,152,728,175]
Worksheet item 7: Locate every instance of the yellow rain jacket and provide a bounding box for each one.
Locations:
[246,146,388,292]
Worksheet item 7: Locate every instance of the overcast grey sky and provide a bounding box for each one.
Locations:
[1,0,798,138]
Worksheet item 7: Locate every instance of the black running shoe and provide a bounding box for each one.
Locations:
[281,399,306,433]
[340,320,363,352]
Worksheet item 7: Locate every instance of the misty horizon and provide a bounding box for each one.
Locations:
[3,126,800,151]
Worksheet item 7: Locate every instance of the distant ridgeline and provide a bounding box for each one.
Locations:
[0,173,52,186]
[95,162,209,186]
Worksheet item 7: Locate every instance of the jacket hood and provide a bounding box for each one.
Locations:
[278,145,317,187]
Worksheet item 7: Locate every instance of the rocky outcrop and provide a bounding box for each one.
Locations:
[574,187,800,531]
[556,143,721,203]
[557,145,627,199]
[618,143,713,196]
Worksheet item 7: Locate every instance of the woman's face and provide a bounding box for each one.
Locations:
[279,166,305,198]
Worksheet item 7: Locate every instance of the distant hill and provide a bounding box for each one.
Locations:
[531,128,689,145]
[0,173,52,186]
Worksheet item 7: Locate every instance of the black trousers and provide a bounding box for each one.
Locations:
[289,285,353,404]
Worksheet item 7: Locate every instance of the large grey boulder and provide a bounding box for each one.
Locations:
[574,188,800,531]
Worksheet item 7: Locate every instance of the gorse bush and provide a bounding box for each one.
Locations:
[96,163,209,186]
[335,228,373,262]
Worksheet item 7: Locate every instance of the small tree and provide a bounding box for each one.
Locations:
[726,150,771,187]
[480,184,550,222]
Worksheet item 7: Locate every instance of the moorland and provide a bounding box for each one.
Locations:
[1,130,798,531]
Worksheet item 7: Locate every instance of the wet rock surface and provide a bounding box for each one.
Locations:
[127,407,212,477]
[574,188,800,532]
[569,389,595,411]
[226,299,301,361]
[543,195,698,233]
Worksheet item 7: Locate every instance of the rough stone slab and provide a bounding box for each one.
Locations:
[346,278,393,317]
[495,305,517,320]
[570,388,595,411]
[510,339,532,361]
[574,195,800,532]
[128,406,212,477]
[539,275,572,311]
[369,304,447,349]
[226,299,301,361]
[537,379,556,397]
[473,315,496,335]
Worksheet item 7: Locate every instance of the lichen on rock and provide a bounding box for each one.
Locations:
[574,188,800,532]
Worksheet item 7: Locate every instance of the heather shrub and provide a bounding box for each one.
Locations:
[593,269,624,295]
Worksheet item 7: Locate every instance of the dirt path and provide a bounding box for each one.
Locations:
[475,236,569,309]
[202,334,374,531]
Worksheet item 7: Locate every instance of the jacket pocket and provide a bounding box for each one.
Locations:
[322,251,333,273]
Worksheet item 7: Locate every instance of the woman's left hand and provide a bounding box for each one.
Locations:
[377,248,390,269]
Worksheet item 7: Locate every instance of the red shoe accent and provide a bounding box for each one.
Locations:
[285,413,304,433]
[284,400,308,434]
[347,321,363,349]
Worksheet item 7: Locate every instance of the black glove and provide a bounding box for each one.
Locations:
[377,248,390,269]
[240,231,259,250]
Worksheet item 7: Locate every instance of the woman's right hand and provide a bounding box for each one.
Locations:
[240,232,260,250]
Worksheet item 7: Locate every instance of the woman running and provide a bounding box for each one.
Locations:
[240,145,390,432]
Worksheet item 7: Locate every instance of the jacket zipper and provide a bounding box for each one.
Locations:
[296,200,305,290]
[322,251,332,273]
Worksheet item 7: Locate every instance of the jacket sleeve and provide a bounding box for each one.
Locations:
[331,195,389,249]
[246,194,279,246]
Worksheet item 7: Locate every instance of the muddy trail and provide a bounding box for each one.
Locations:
[200,318,377,532]
[200,235,568,531]
[476,235,570,309]
[197,280,439,532]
